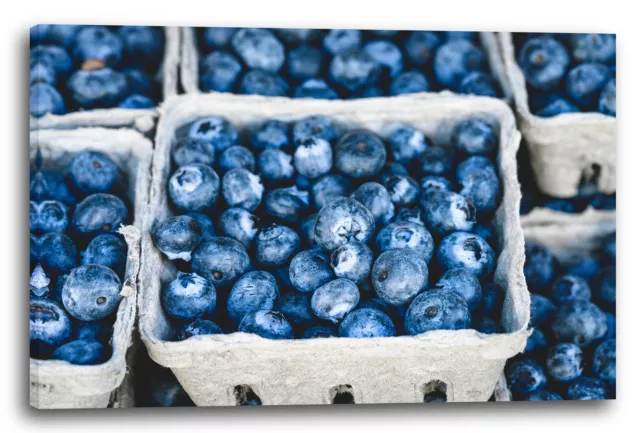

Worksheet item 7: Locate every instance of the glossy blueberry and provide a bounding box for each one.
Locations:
[536,97,580,118]
[151,215,202,261]
[118,26,164,69]
[199,51,243,93]
[387,125,430,167]
[593,339,616,385]
[30,61,56,86]
[72,26,123,66]
[529,293,557,328]
[276,292,315,329]
[418,146,454,177]
[552,300,608,347]
[292,115,339,146]
[598,78,616,116]
[372,249,428,306]
[231,28,284,73]
[550,275,591,304]
[30,170,76,206]
[30,45,73,76]
[62,264,122,321]
[323,29,362,55]
[525,328,548,354]
[72,193,128,237]
[335,129,386,179]
[364,40,404,77]
[523,390,563,401]
[394,206,423,224]
[30,83,65,118]
[227,271,279,325]
[405,290,470,334]
[30,200,68,234]
[330,241,373,284]
[118,94,155,109]
[506,359,547,394]
[571,34,616,64]
[293,79,340,100]
[69,150,119,194]
[404,31,441,66]
[81,234,127,276]
[566,377,610,400]
[546,342,584,382]
[239,70,289,96]
[350,182,395,224]
[459,169,501,218]
[255,224,300,267]
[218,208,259,249]
[34,233,77,276]
[251,119,291,151]
[472,316,501,334]
[478,282,504,318]
[168,164,220,213]
[238,310,294,340]
[257,149,294,185]
[221,168,264,211]
[390,70,430,96]
[329,50,380,94]
[301,324,337,339]
[289,248,334,293]
[311,174,353,210]
[566,63,612,110]
[434,39,486,89]
[376,221,434,263]
[314,197,375,252]
[67,69,129,109]
[458,71,500,97]
[436,232,495,281]
[264,186,310,223]
[162,272,217,322]
[299,213,318,248]
[422,191,476,237]
[191,237,251,288]
[30,298,73,357]
[218,145,255,173]
[338,308,395,338]
[51,339,109,365]
[30,263,51,298]
[178,319,223,341]
[452,117,497,156]
[293,137,333,179]
[524,242,557,293]
[518,37,570,91]
[311,278,360,324]
[201,27,237,50]
[188,116,239,153]
[593,266,615,311]
[287,45,323,80]
[434,268,482,312]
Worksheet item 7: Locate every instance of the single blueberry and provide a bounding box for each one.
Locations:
[421,175,453,194]
[218,145,255,173]
[51,339,109,365]
[289,247,335,293]
[188,116,239,153]
[29,83,66,118]
[221,168,264,211]
[238,70,289,96]
[552,300,608,347]
[394,206,423,224]
[422,190,476,237]
[390,70,430,96]
[433,268,482,312]
[598,78,616,116]
[335,129,387,179]
[227,271,279,325]
[387,125,431,167]
[566,377,610,400]
[472,316,502,334]
[372,249,428,306]
[458,71,500,97]
[456,156,497,182]
[505,359,547,394]
[364,40,404,77]
[592,339,616,385]
[405,290,471,334]
[529,293,557,328]
[380,162,409,184]
[299,213,319,248]
[201,28,237,50]
[75,318,113,343]
[30,298,73,358]
[35,233,77,276]
[264,186,310,223]
[566,62,612,110]
[293,137,333,179]
[199,51,243,93]
[452,117,497,156]
[311,278,360,323]
[404,31,441,67]
[292,115,339,146]
[323,29,362,55]
[518,37,570,91]
[162,272,217,322]
[350,182,395,224]
[118,26,164,70]
[293,79,340,100]
[250,119,291,151]
[338,308,396,338]
[69,150,119,194]
[151,215,202,262]
[550,275,592,304]
[536,98,580,118]
[276,292,315,329]
[30,200,69,234]
[30,61,57,86]
[314,197,376,252]
[522,390,563,401]
[329,50,380,94]
[525,327,549,354]
[81,234,127,276]
[478,282,504,318]
[287,45,324,80]
[72,193,128,237]
[255,224,300,267]
[459,169,501,218]
[62,264,122,321]
[67,68,130,109]
[30,45,73,76]
[434,39,486,89]
[231,28,285,73]
[418,146,454,177]
[330,241,373,284]
[524,242,557,293]
[571,34,616,65]
[30,170,76,206]
[168,164,220,213]
[435,232,496,281]
[186,212,216,241]
[311,174,353,211]
[593,266,615,311]
[257,149,294,185]
[546,343,584,382]
[376,221,434,263]
[301,324,337,339]
[604,312,616,340]
[238,310,294,340]
[178,318,223,341]
[118,94,155,109]
[218,208,259,249]
[191,237,251,288]
[123,68,158,98]
[72,26,123,67]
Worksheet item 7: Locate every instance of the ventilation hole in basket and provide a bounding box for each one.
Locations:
[233,385,262,406]
[422,380,448,403]
[330,384,355,404]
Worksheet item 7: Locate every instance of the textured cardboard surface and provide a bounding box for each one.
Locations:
[29,27,181,134]
[29,128,152,409]
[498,32,616,198]
[138,92,530,405]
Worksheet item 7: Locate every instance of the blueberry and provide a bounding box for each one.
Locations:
[151,215,202,261]
[299,213,319,248]
[178,319,223,341]
[75,319,113,343]
[188,116,239,153]
[536,98,580,117]
[380,162,409,184]
[323,30,362,55]
[218,146,255,173]
[394,206,423,224]
[238,310,294,340]
[62,265,122,321]
[314,197,376,252]
[68,68,130,109]
[250,120,291,152]
[311,174,353,210]
[524,242,557,293]
[72,193,128,237]
[311,278,360,323]
[69,150,119,194]
[30,263,51,298]
[218,208,259,249]
[359,85,385,98]
[264,186,310,223]
[529,294,557,328]
[293,79,340,100]
[30,298,73,358]
[422,191,476,237]
[289,248,334,293]
[191,237,251,288]
[119,94,155,109]
[550,275,591,304]
[118,26,164,70]
[168,164,220,213]
[405,290,470,334]
[446,32,476,41]
[227,271,279,325]
[293,137,333,179]
[434,39,486,89]
[598,78,616,116]
[472,316,501,334]
[301,324,337,339]
[123,68,158,98]
[186,212,216,241]
[287,45,324,80]
[329,50,380,94]
[30,83,66,117]
[571,34,616,64]
[518,37,570,91]
[238,70,289,96]
[30,45,73,76]
[30,200,68,234]
[390,70,430,96]
[566,63,612,110]
[370,30,400,37]
[434,268,482,312]
[505,359,547,394]
[452,117,497,156]
[472,223,497,250]
[81,234,127,276]
[458,71,500,97]
[51,339,109,365]
[30,170,76,206]
[458,158,497,183]
[376,221,434,263]
[522,390,563,401]
[364,40,404,77]
[436,232,495,281]
[372,249,428,306]
[256,149,293,185]
[459,169,501,218]
[545,342,584,382]
[418,146,454,177]
[72,26,123,66]
[292,115,339,146]
[221,168,264,211]
[357,296,396,318]
[387,125,430,167]
[552,300,608,347]
[593,339,616,385]
[420,176,453,194]
[35,233,77,276]
[350,182,395,224]
[604,312,616,339]
[255,224,300,267]
[199,51,243,93]
[603,233,616,264]
[201,28,237,50]
[162,272,217,322]
[335,130,387,179]
[275,28,322,46]
[33,25,83,48]
[403,31,441,67]
[231,28,284,73]
[525,328,548,354]
[593,266,615,311]
[276,292,315,329]
[338,308,395,338]
[478,282,504,318]
[566,377,610,400]
[330,241,373,284]
[30,61,57,86]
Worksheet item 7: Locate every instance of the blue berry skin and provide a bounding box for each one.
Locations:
[418,147,454,177]
[276,292,316,329]
[329,50,380,94]
[151,215,202,262]
[529,294,557,328]
[67,68,130,109]
[51,339,109,365]
[311,174,353,211]
[525,328,548,354]
[323,30,362,55]
[472,316,501,334]
[359,86,385,98]
[123,68,158,98]
[446,31,476,41]
[394,206,423,225]
[34,233,77,276]
[421,176,453,194]
[200,51,243,93]
[178,319,223,341]
[436,232,496,281]
[188,116,240,154]
[456,157,497,182]
[118,94,155,109]
[434,39,486,89]
[545,197,580,213]
[69,150,119,194]
[546,343,584,382]
[301,324,337,339]
[251,120,291,152]
[238,310,294,340]
[293,137,333,179]
[604,312,616,339]
[239,70,289,97]
[314,197,376,252]
[218,208,259,249]
[72,193,128,237]
[458,71,500,97]
[118,26,164,70]
[552,300,608,347]
[292,115,339,146]
[522,390,563,401]
[218,145,255,173]
[257,149,294,185]
[221,168,264,211]
[571,34,616,65]
[311,278,361,324]
[276,28,322,46]
[376,221,434,263]
[299,213,318,248]
[387,126,431,167]
[339,308,396,338]
[231,28,284,73]
[162,272,217,322]
[422,191,476,238]
[566,377,610,400]
[593,339,616,385]
[191,237,251,289]
[598,78,616,116]
[255,224,300,267]
[30,200,68,235]
[459,169,501,218]
[75,319,113,343]
[550,275,591,304]
[30,45,73,76]
[72,26,123,66]
[380,162,409,184]
[335,130,387,179]
[478,282,504,318]
[30,298,73,358]
[452,118,497,156]
[186,212,216,241]
[265,186,310,223]
[566,63,612,110]
[227,271,279,325]
[506,359,547,394]
[32,25,83,48]
[293,79,340,100]
[603,233,616,264]
[390,70,430,96]
[30,61,57,86]
[287,45,324,80]
[364,40,404,77]
[434,268,482,312]
[289,248,334,293]
[81,234,127,276]
[404,31,441,67]
[330,241,373,284]
[169,164,220,213]
[590,193,616,210]
[518,37,570,91]
[350,182,395,225]
[472,223,497,250]
[536,97,580,118]
[372,249,428,306]
[405,290,470,335]
[62,264,122,322]
[202,28,237,50]
[30,263,51,298]
[30,83,66,117]
[524,242,557,293]
[593,266,615,311]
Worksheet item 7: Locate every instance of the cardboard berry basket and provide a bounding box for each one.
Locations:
[29,27,181,135]
[29,127,152,409]
[180,27,512,103]
[520,206,616,229]
[138,92,529,405]
[498,32,616,198]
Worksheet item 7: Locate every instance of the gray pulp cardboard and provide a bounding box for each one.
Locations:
[29,128,152,409]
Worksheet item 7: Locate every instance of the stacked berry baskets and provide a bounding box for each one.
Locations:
[138,92,529,405]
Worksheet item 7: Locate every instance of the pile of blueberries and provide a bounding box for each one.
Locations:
[151,113,507,341]
[29,150,131,365]
[197,28,503,99]
[29,25,165,118]
[515,33,616,117]
[506,233,616,400]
